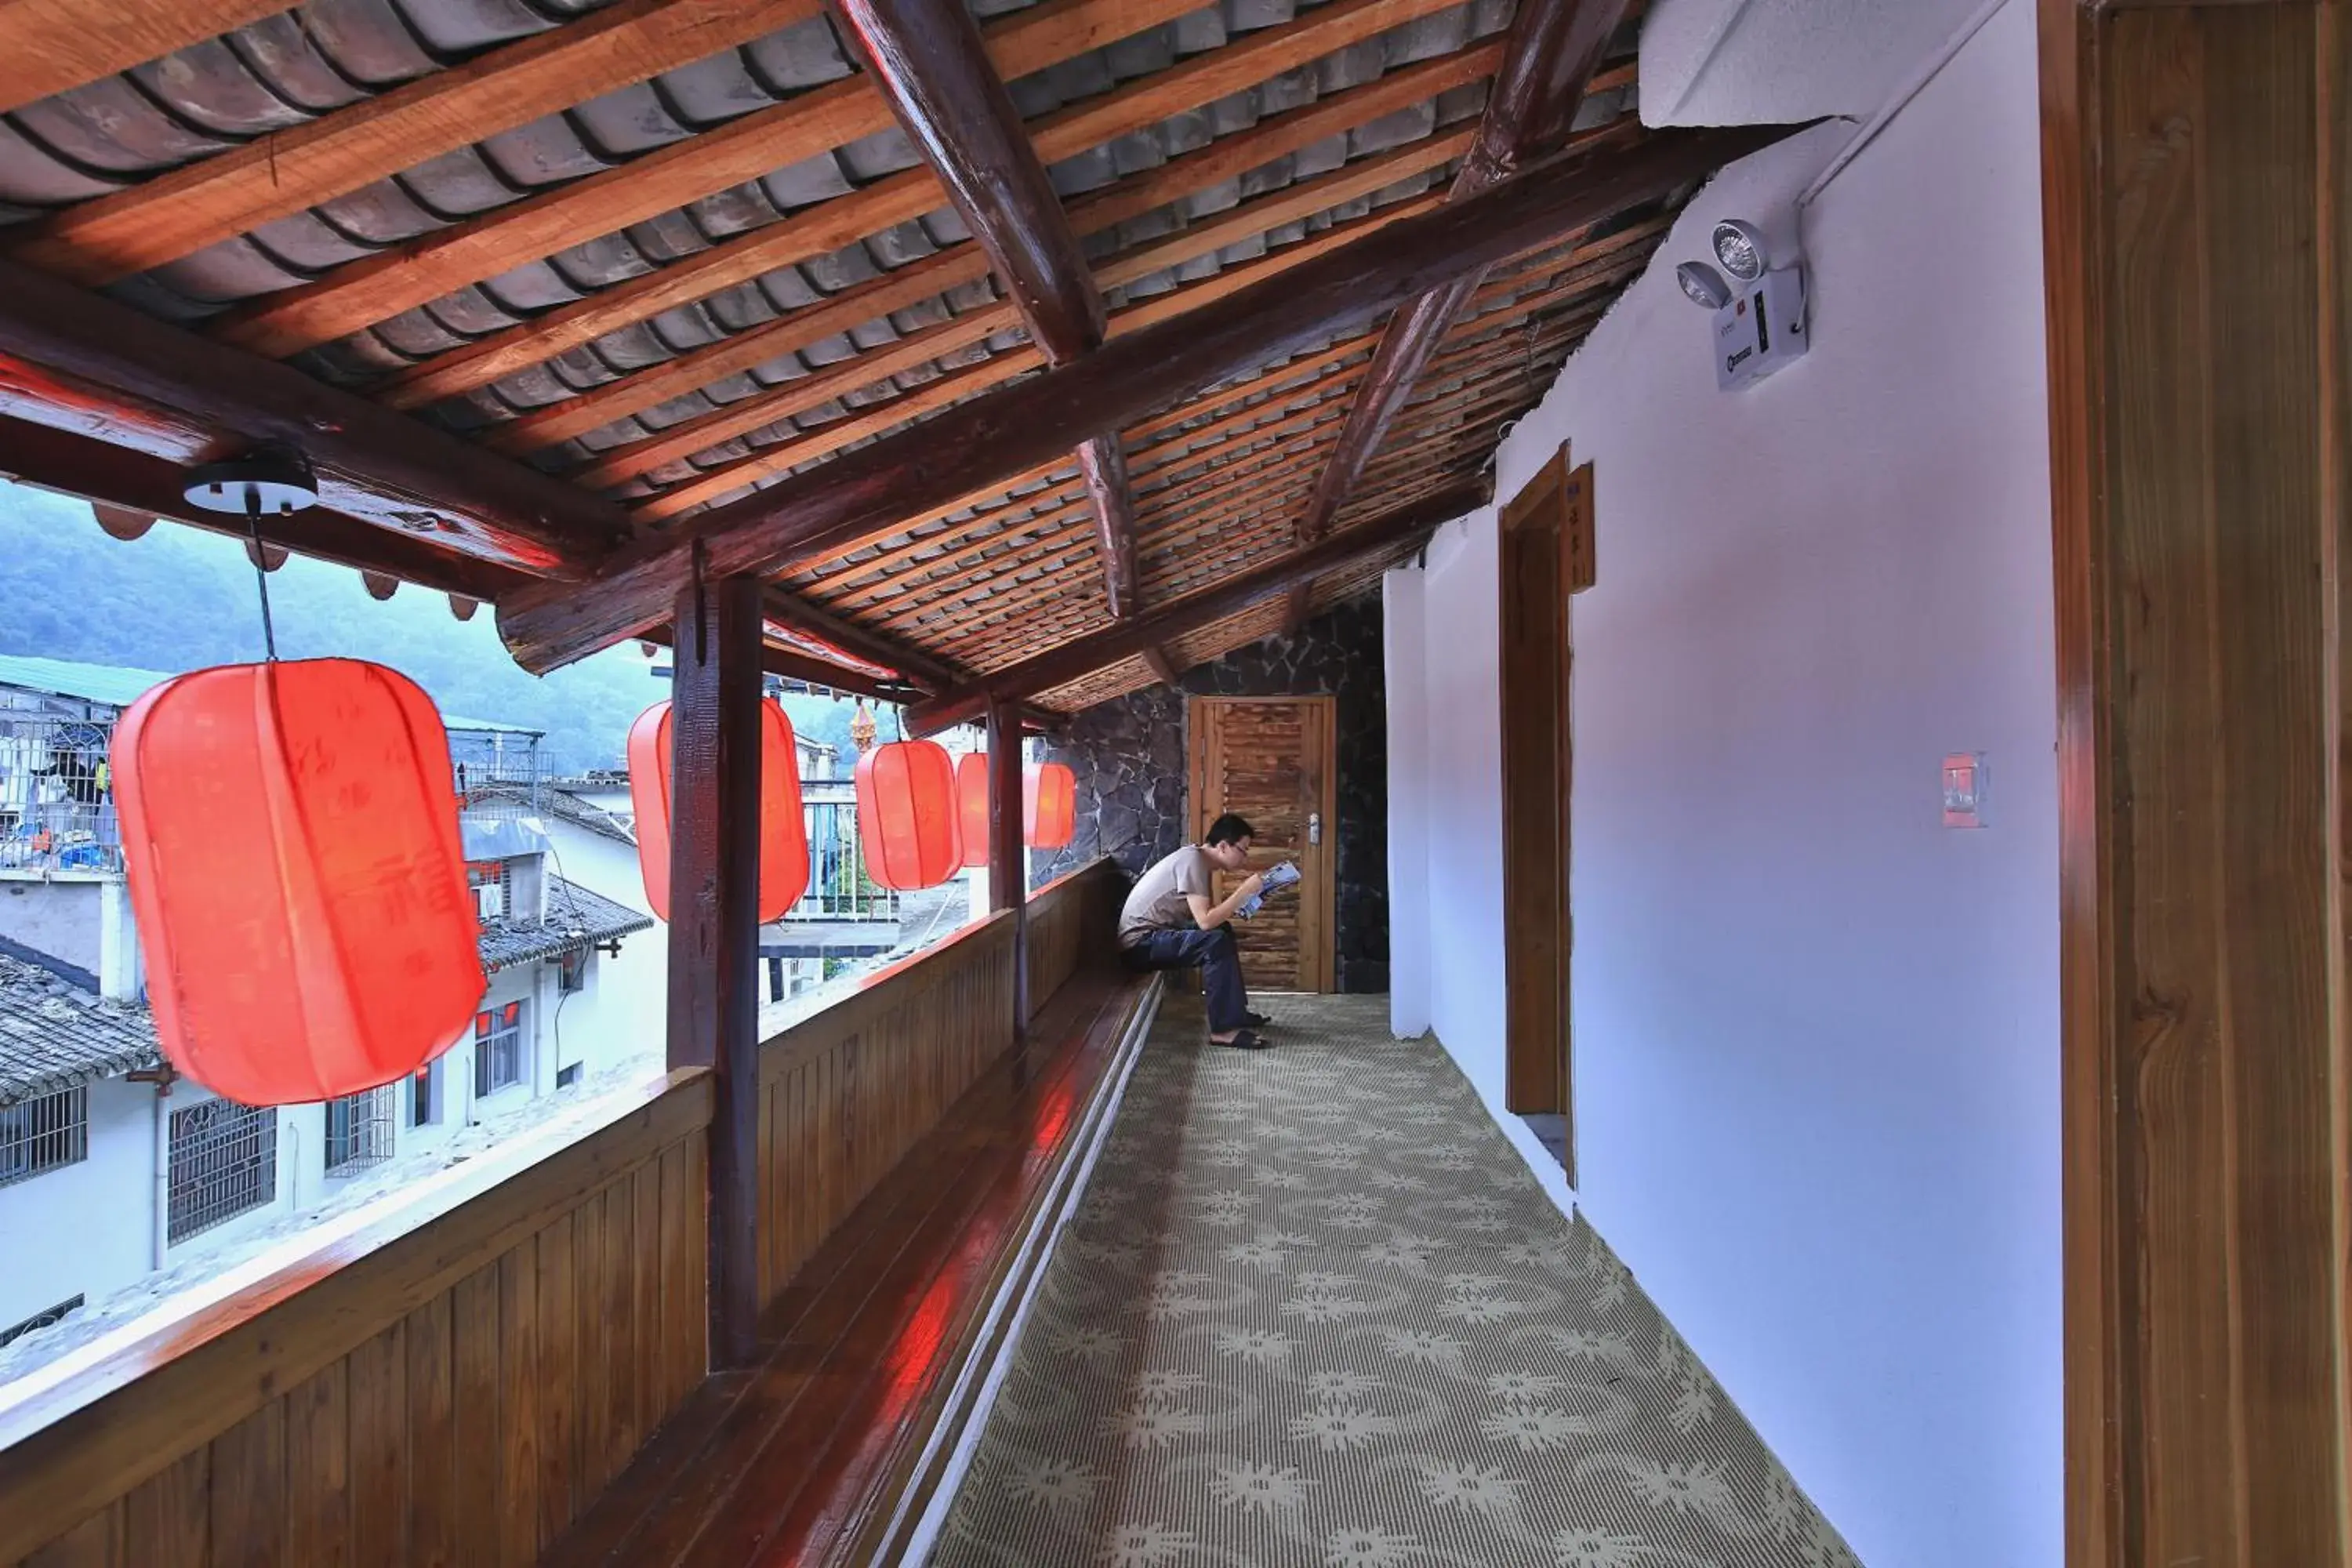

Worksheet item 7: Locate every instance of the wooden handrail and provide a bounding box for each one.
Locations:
[0,1065,715,1565]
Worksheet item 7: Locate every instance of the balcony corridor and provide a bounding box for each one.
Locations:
[930,994,1862,1568]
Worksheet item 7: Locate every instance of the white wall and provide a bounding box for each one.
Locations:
[542,823,666,1067]
[0,1076,152,1330]
[1385,5,2059,1564]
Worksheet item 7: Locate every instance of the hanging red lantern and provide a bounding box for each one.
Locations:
[111,660,485,1105]
[955,750,991,869]
[856,739,962,889]
[626,698,810,923]
[1025,760,1076,849]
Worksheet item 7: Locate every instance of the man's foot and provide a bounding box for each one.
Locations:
[1243,1010,1273,1027]
[1209,1029,1272,1051]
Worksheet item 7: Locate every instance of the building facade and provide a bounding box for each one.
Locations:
[0,657,653,1354]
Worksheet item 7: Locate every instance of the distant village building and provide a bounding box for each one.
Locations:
[0,655,652,1349]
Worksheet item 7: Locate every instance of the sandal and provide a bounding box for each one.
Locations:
[1214,1029,1272,1051]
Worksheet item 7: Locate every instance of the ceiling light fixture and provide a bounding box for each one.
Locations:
[1675,261,1732,310]
[1711,219,1770,282]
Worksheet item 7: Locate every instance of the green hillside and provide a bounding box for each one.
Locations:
[0,482,873,773]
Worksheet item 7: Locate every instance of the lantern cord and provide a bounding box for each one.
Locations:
[244,492,279,663]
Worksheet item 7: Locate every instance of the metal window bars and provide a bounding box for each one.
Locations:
[0,1087,88,1188]
[323,1084,395,1174]
[167,1098,277,1245]
[0,713,122,873]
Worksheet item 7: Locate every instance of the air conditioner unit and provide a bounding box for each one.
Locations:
[1713,267,1809,390]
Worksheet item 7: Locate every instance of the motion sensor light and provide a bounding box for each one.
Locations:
[1675,260,1731,310]
[1711,219,1769,282]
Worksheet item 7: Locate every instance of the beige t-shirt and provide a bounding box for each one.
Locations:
[1118,845,1213,948]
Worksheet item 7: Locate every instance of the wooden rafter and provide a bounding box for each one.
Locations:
[625,189,1448,521]
[0,0,291,115]
[0,256,626,574]
[209,0,1475,362]
[7,0,828,286]
[494,123,1792,672]
[902,479,1486,731]
[1282,0,1632,626]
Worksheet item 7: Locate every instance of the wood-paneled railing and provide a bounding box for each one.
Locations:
[0,1068,713,1568]
[1025,856,1125,1006]
[757,911,1018,1305]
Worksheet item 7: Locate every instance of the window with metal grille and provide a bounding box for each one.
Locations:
[0,1087,87,1188]
[474,1000,526,1098]
[467,860,510,921]
[167,1098,277,1245]
[323,1085,395,1174]
[0,1294,82,1349]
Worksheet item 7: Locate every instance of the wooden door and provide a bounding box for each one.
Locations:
[1187,696,1338,992]
[1497,447,1583,1148]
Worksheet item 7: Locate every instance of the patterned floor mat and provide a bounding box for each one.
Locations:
[927,993,1863,1568]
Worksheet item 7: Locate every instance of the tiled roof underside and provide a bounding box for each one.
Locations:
[0,0,1672,715]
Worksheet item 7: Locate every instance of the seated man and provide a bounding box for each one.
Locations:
[1117,813,1271,1049]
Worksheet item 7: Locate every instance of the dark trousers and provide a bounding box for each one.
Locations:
[1122,924,1250,1033]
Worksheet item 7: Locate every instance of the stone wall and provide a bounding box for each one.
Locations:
[1032,596,1388,993]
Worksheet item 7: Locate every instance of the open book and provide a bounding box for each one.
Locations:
[1238,859,1301,920]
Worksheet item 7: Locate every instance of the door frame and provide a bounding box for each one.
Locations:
[1186,694,1339,993]
[1496,444,1581,1161]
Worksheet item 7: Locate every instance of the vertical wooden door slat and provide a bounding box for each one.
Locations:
[404,1294,459,1568]
[344,1320,408,1568]
[283,1362,350,1568]
[601,1174,641,1472]
[495,1241,542,1568]
[535,1211,579,1551]
[450,1265,503,1552]
[205,1399,286,1568]
[122,1446,208,1568]
[22,1502,122,1568]
[631,1160,663,1442]
[573,1187,612,1499]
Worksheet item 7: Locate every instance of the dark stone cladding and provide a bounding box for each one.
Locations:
[1030,596,1388,993]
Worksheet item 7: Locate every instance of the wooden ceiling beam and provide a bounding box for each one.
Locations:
[0,417,534,601]
[902,479,1486,731]
[222,0,1475,363]
[496,124,1796,672]
[209,0,1210,360]
[393,36,1512,416]
[11,0,827,286]
[0,256,627,575]
[758,586,959,691]
[561,95,1491,499]
[626,188,1442,521]
[0,0,292,115]
[1288,0,1632,572]
[637,622,924,705]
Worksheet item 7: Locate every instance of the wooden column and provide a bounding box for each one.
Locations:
[985,697,1030,1040]
[664,570,767,1369]
[2042,2,2351,1562]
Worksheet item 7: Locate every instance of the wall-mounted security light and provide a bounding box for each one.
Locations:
[1671,216,1809,390]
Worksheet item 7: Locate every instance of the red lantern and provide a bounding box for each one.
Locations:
[111,660,485,1105]
[626,698,810,923]
[955,750,990,869]
[1025,760,1076,849]
[856,739,962,889]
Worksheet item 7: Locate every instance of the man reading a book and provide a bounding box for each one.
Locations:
[1117,813,1274,1050]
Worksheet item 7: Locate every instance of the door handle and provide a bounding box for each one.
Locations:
[1308,812,1322,845]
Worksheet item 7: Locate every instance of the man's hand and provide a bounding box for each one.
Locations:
[1238,872,1267,900]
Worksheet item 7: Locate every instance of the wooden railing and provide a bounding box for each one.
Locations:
[0,859,1135,1566]
[1025,855,1124,1005]
[756,910,1018,1305]
[0,1069,713,1568]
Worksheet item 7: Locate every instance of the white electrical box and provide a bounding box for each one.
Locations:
[1713,267,1809,390]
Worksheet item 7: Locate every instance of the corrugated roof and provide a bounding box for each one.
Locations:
[0,653,543,736]
[0,952,162,1107]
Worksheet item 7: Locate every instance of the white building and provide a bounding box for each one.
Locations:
[0,655,654,1354]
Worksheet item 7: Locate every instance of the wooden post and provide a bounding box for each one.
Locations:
[986,697,1030,1040]
[664,570,765,1369]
